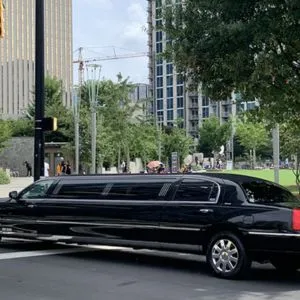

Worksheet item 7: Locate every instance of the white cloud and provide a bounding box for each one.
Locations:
[120,1,147,48]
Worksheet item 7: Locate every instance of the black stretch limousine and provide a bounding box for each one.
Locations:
[1,173,300,278]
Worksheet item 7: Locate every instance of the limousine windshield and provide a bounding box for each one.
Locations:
[241,180,298,205]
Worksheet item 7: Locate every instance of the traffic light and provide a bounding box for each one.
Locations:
[42,117,58,131]
[0,0,4,38]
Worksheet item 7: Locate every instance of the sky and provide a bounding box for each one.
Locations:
[72,0,149,85]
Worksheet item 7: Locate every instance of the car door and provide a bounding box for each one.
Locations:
[33,177,174,248]
[0,178,57,238]
[159,177,223,252]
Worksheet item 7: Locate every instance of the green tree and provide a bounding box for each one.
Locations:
[198,116,232,158]
[162,124,194,168]
[280,120,300,193]
[235,118,269,168]
[163,0,300,123]
[28,75,74,142]
[0,120,12,152]
[79,76,154,172]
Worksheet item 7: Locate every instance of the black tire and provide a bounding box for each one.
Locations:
[206,232,250,279]
[271,257,300,273]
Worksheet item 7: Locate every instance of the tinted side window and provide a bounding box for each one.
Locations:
[241,181,298,204]
[174,180,219,202]
[56,182,107,199]
[106,182,167,201]
[20,179,56,199]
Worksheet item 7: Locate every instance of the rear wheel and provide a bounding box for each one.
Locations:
[206,232,250,279]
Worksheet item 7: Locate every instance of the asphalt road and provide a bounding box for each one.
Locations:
[0,239,299,300]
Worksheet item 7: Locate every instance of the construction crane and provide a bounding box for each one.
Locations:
[73,47,148,87]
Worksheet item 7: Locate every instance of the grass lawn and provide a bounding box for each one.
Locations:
[219,169,299,194]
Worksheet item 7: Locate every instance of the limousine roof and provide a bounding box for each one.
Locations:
[47,172,272,185]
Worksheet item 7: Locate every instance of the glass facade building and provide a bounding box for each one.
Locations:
[0,0,73,118]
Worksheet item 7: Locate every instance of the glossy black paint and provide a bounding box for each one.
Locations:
[0,173,300,262]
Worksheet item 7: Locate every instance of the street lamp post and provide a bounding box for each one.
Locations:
[86,64,101,174]
[72,88,80,174]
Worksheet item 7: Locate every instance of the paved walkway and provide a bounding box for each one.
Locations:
[0,177,33,198]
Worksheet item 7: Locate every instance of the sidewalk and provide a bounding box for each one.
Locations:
[0,177,33,198]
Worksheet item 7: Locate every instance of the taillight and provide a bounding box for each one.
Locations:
[292,209,300,231]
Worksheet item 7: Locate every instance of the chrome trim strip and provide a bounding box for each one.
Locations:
[33,220,201,231]
[248,231,300,238]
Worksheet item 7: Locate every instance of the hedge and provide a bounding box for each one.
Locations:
[0,168,10,184]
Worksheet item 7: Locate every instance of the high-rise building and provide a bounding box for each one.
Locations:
[0,0,73,118]
[148,0,256,141]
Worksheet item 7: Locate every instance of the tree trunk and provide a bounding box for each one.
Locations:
[117,146,121,174]
[292,153,300,195]
[253,148,256,169]
[126,144,130,173]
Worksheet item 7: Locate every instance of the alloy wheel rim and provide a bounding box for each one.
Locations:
[211,239,239,273]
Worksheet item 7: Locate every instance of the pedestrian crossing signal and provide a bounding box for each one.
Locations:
[42,117,58,131]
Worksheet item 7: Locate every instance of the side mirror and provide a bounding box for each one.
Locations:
[9,191,18,200]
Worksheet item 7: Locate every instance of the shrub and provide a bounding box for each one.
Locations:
[0,168,10,184]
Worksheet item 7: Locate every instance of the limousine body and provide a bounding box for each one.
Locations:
[1,173,300,278]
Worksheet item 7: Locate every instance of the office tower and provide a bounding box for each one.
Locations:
[0,0,73,118]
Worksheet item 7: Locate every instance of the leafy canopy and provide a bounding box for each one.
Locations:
[163,0,300,122]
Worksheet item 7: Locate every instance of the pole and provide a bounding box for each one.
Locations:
[91,89,96,174]
[273,124,280,184]
[87,64,101,174]
[34,0,45,181]
[73,90,80,174]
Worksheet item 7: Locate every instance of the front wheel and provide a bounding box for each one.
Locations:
[206,232,250,279]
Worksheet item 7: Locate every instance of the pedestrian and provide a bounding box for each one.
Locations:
[24,161,32,177]
[44,161,50,177]
[61,160,66,175]
[66,161,71,175]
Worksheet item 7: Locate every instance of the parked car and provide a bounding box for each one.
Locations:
[1,173,300,279]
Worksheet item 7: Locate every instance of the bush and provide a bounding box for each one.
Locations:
[0,168,10,184]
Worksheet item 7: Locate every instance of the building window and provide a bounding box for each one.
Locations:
[177,75,184,85]
[156,42,163,53]
[156,88,163,99]
[167,87,173,97]
[156,65,163,76]
[177,85,183,96]
[156,8,162,19]
[157,99,163,110]
[156,31,163,42]
[157,111,164,123]
[177,97,184,108]
[156,57,163,65]
[157,77,163,88]
[167,98,173,109]
[166,75,173,86]
[177,109,184,119]
[156,19,162,26]
[202,107,209,118]
[202,96,209,106]
[166,64,173,75]
[167,110,173,120]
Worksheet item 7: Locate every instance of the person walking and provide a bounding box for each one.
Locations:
[24,161,32,177]
[66,161,71,175]
[44,161,50,177]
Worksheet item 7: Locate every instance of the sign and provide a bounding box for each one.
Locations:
[171,152,178,173]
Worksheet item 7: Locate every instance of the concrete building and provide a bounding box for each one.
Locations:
[0,0,73,118]
[147,0,256,140]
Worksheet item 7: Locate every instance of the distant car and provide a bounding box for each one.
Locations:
[1,173,300,279]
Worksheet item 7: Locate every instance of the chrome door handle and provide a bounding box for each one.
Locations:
[199,209,214,213]
[27,204,35,208]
